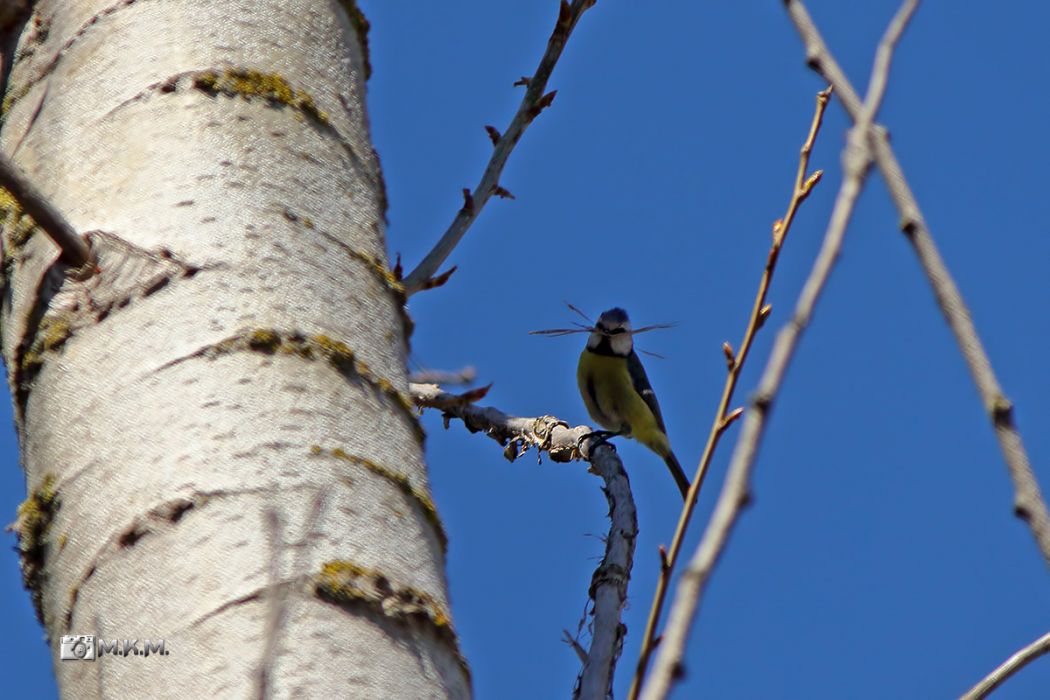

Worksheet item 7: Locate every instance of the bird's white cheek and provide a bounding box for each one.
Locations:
[611,335,632,356]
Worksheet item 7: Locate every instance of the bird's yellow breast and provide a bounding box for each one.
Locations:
[577,351,661,447]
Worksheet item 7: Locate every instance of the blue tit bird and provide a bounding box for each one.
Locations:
[576,308,690,498]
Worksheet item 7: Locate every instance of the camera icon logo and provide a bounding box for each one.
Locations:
[59,635,96,661]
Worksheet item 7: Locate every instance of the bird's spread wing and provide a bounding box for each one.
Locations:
[627,350,667,433]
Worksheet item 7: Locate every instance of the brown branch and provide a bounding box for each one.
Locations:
[402,0,597,295]
[0,152,91,267]
[639,3,920,698]
[959,631,1050,700]
[785,0,1050,567]
[627,84,831,700]
[410,382,635,698]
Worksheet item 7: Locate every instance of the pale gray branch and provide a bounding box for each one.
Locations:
[574,439,636,700]
[959,631,1050,700]
[407,366,477,386]
[402,0,596,295]
[411,382,577,459]
[786,0,1050,567]
[0,152,91,266]
[639,3,919,698]
[410,382,635,699]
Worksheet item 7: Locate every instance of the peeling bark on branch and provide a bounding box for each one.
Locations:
[411,383,636,699]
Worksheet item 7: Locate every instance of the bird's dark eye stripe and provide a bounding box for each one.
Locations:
[608,328,625,335]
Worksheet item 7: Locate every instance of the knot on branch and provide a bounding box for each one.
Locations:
[990,396,1014,424]
[588,562,629,600]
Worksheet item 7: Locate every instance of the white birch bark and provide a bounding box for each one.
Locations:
[2,1,468,697]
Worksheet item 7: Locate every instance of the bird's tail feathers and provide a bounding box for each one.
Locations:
[664,451,690,500]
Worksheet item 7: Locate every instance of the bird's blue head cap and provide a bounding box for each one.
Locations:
[590,308,634,355]
[596,308,631,333]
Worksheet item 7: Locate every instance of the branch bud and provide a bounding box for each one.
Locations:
[803,169,824,193]
[757,304,772,328]
[772,219,784,244]
[722,341,735,370]
[723,407,744,428]
[528,90,558,120]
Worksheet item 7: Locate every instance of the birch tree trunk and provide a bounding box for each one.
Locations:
[2,1,468,697]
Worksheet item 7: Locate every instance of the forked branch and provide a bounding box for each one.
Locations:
[639,3,919,698]
[410,383,635,699]
[785,0,1050,568]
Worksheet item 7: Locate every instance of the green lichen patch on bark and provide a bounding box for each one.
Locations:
[19,312,74,381]
[183,329,423,442]
[0,186,39,251]
[10,474,59,624]
[193,69,330,126]
[315,559,469,681]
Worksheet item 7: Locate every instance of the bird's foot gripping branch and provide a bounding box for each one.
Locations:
[410,382,636,698]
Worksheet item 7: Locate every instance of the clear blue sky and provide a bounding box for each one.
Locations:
[4,2,1049,697]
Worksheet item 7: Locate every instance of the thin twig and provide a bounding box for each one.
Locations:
[0,152,91,267]
[785,0,1050,567]
[639,4,919,698]
[408,366,477,386]
[959,631,1050,700]
[402,0,596,295]
[410,383,635,699]
[564,628,589,664]
[626,85,831,700]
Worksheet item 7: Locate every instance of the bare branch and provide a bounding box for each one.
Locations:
[407,366,477,386]
[411,382,574,458]
[639,4,919,697]
[959,631,1050,700]
[786,0,1050,567]
[0,152,91,267]
[402,0,597,295]
[627,84,832,700]
[574,432,636,700]
[410,383,635,698]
